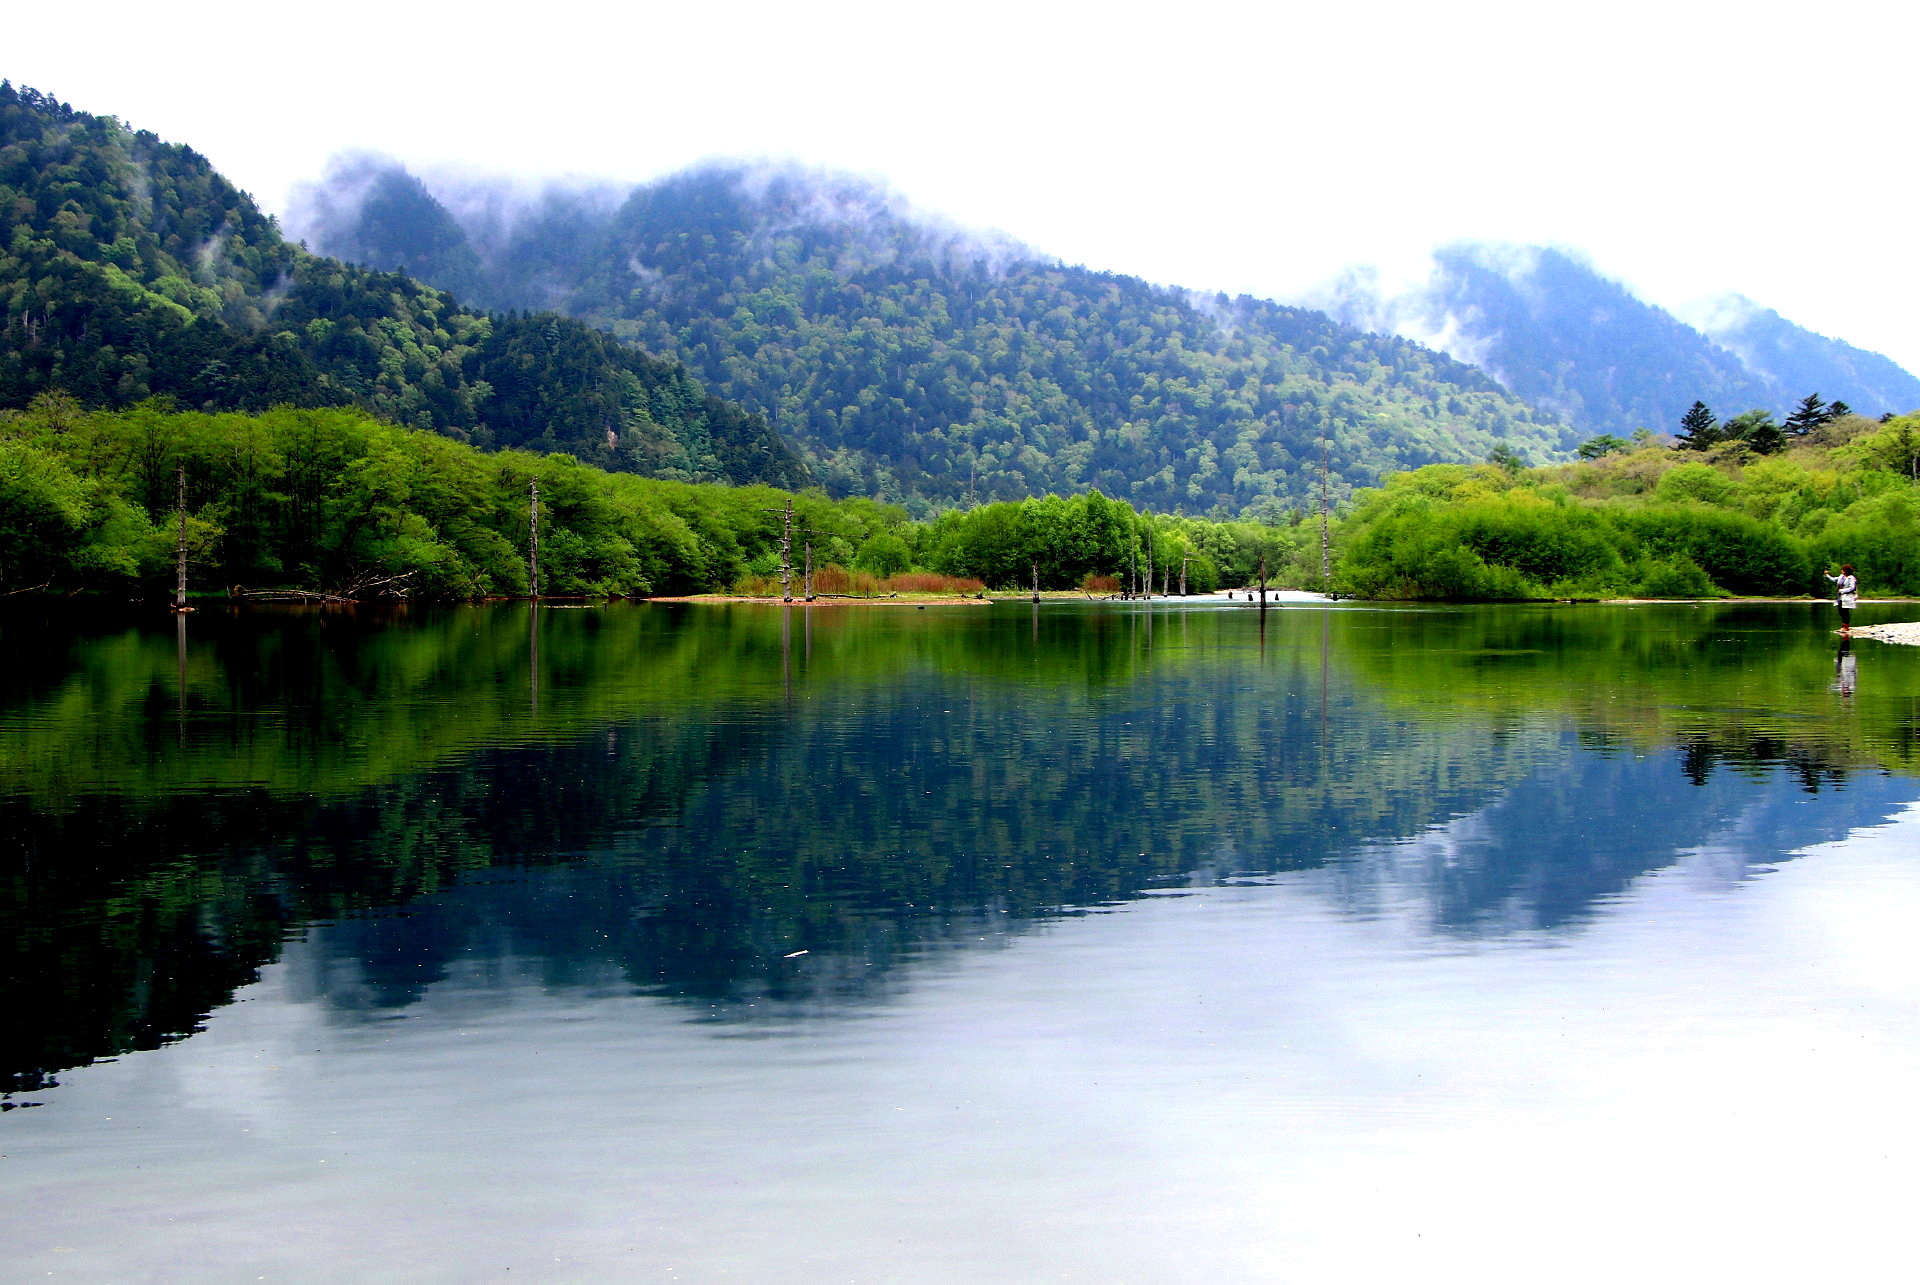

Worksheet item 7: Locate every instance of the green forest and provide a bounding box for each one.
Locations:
[305,162,1575,513]
[9,392,1918,603]
[0,396,1317,599]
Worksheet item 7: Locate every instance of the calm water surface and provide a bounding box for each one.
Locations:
[3,600,1918,1282]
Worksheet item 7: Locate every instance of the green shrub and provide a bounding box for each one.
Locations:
[1620,508,1807,595]
[1634,556,1717,598]
[1655,463,1738,506]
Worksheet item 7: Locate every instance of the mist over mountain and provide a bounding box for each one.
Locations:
[1679,293,1920,417]
[293,159,1569,515]
[1317,244,1920,437]
[291,154,630,317]
[0,85,807,488]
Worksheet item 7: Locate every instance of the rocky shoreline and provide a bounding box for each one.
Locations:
[1853,622,1920,645]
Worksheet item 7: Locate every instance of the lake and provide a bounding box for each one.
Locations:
[4,599,1918,1282]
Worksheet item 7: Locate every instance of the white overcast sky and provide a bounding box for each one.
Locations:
[11,0,1919,371]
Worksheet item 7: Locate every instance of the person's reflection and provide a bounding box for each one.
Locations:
[1832,637,1857,698]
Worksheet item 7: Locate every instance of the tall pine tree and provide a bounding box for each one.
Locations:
[1676,401,1719,450]
[1785,393,1831,437]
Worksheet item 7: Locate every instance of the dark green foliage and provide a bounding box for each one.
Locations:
[1726,409,1785,455]
[1783,392,1847,439]
[1676,401,1718,450]
[0,83,807,490]
[307,162,1571,514]
[916,490,1269,592]
[923,492,1139,590]
[1617,507,1807,595]
[1577,434,1630,460]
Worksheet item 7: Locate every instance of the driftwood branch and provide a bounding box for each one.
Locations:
[241,568,418,603]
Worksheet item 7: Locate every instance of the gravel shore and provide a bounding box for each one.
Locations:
[1853,622,1920,645]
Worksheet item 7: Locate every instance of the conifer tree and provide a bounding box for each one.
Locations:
[1785,393,1831,437]
[1742,414,1786,456]
[1720,409,1783,455]
[1676,401,1718,450]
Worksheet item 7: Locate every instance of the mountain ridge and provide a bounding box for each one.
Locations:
[0,83,809,489]
[1315,243,1920,437]
[294,158,1573,515]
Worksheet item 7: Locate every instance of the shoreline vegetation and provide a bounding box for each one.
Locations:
[4,395,1920,608]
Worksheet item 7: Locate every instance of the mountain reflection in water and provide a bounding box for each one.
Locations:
[4,599,1917,1098]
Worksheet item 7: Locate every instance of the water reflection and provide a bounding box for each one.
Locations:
[4,601,1919,1102]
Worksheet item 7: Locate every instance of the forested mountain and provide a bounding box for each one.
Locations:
[1319,243,1920,437]
[0,84,808,488]
[294,160,1571,515]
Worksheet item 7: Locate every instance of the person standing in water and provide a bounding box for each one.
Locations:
[1824,563,1859,634]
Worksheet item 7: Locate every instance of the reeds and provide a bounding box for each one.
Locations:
[729,566,986,597]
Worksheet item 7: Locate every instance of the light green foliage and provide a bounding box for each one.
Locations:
[1655,462,1739,506]
[920,491,1250,592]
[1336,424,1920,598]
[1852,415,1920,480]
[853,532,911,577]
[10,386,1917,603]
[0,399,881,596]
[1339,489,1626,600]
[0,436,97,584]
[1634,556,1715,598]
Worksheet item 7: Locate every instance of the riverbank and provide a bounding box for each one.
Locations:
[645,594,993,606]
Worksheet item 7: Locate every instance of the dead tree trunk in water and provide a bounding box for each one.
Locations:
[528,479,541,599]
[804,539,815,602]
[1031,557,1040,603]
[1319,429,1332,588]
[173,465,188,611]
[781,499,794,602]
[758,499,797,601]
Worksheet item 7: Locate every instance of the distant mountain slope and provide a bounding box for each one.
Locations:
[295,160,1570,514]
[1319,243,1920,437]
[0,83,808,488]
[1681,293,1920,418]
